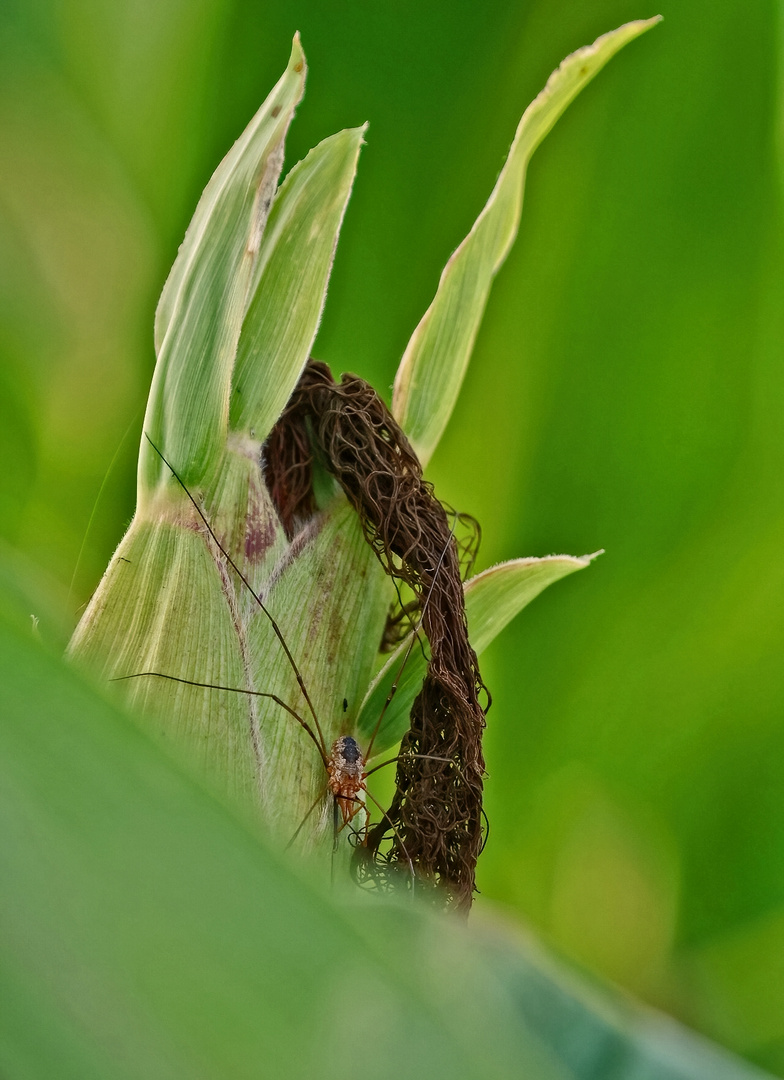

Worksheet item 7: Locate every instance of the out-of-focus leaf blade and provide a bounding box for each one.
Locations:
[139,36,306,495]
[229,126,366,443]
[477,923,773,1080]
[392,18,661,466]
[0,609,564,1080]
[2,603,770,1079]
[0,538,71,649]
[357,554,598,753]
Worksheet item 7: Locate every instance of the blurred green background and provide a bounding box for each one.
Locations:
[1,0,782,1073]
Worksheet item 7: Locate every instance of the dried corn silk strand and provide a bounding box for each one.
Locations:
[265,360,488,909]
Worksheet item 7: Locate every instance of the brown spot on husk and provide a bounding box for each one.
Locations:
[244,483,277,563]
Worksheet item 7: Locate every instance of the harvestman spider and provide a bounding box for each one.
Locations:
[117,435,472,880]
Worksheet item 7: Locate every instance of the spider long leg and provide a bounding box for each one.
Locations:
[363,752,490,855]
[143,432,329,762]
[362,787,415,893]
[364,523,457,761]
[113,670,329,770]
[287,786,329,850]
[363,752,461,779]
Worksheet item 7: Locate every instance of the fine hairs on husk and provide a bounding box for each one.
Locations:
[265,360,488,910]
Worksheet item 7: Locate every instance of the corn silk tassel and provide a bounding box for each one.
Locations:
[265,359,488,910]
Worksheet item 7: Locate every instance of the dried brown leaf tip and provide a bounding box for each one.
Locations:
[266,360,489,910]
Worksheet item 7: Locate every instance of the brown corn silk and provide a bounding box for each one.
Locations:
[265,360,487,910]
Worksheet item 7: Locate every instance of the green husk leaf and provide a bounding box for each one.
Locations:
[229,126,366,444]
[140,36,306,495]
[357,553,599,754]
[72,66,370,829]
[392,18,661,466]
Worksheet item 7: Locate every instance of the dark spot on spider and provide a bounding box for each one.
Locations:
[271,104,282,117]
[341,737,361,764]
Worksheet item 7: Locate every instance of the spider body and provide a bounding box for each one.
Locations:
[327,735,366,827]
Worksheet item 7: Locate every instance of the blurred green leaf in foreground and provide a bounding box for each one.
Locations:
[0,604,773,1079]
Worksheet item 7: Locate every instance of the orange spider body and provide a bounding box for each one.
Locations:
[327,735,366,827]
